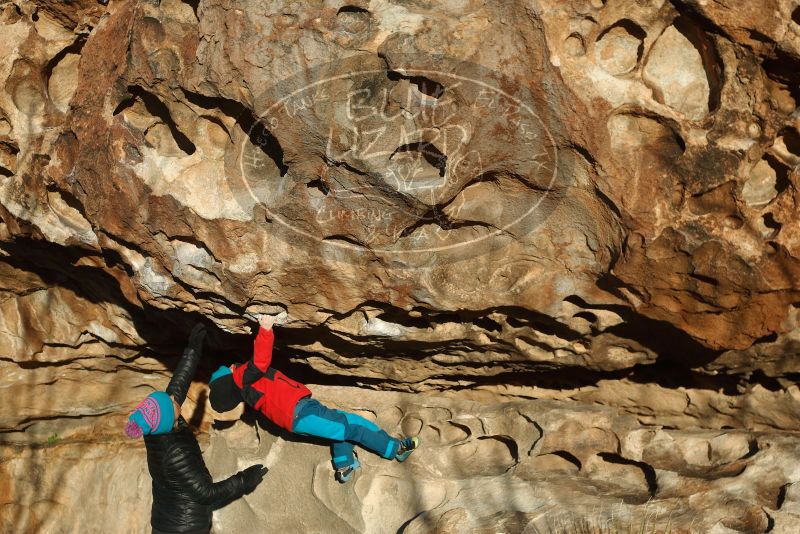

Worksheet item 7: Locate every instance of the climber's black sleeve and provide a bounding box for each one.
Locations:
[162,441,246,508]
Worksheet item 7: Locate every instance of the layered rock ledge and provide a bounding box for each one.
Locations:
[1,0,799,532]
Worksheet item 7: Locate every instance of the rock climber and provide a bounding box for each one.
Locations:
[207,313,420,483]
[124,324,267,534]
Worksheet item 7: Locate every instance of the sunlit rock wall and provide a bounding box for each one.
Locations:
[1,0,800,532]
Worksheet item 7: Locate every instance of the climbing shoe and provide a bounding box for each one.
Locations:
[335,457,361,483]
[395,436,420,462]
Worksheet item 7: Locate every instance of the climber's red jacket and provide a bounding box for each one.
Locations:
[231,327,311,431]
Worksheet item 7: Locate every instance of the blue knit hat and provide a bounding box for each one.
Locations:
[124,391,175,438]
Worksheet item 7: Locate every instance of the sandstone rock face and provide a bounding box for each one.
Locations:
[643,23,712,121]
[1,0,799,532]
[6,385,800,534]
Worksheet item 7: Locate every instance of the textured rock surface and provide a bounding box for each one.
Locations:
[1,0,799,532]
[6,385,800,533]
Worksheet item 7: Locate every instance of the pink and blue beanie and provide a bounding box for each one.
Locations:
[124,391,175,438]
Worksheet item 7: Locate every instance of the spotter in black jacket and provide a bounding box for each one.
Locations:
[143,327,254,533]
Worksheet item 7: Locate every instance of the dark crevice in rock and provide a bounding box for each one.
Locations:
[667,2,730,44]
[573,311,598,323]
[597,453,658,496]
[762,213,781,237]
[395,214,446,238]
[780,127,800,158]
[44,35,86,87]
[395,206,512,239]
[1,411,116,434]
[673,130,687,153]
[182,88,288,175]
[448,420,472,440]
[0,238,205,350]
[439,359,747,396]
[322,154,370,177]
[747,29,774,45]
[112,94,136,116]
[524,417,544,455]
[0,237,790,398]
[523,422,544,456]
[671,15,723,113]
[199,113,232,142]
[337,5,369,15]
[548,450,582,470]
[397,511,426,534]
[4,3,22,20]
[764,154,791,196]
[598,19,646,62]
[0,137,18,176]
[569,143,598,168]
[504,310,584,342]
[761,49,800,105]
[765,511,775,533]
[0,355,99,368]
[0,349,148,369]
[390,141,447,177]
[285,328,482,359]
[179,0,200,20]
[373,308,429,329]
[585,280,723,367]
[46,184,87,218]
[0,240,340,387]
[355,301,585,343]
[793,7,800,26]
[751,332,779,346]
[483,169,561,193]
[776,483,788,510]
[335,5,371,34]
[741,436,760,459]
[747,29,776,49]
[322,234,369,248]
[478,435,520,465]
[119,85,197,156]
[307,177,330,195]
[0,139,19,155]
[612,109,687,155]
[688,272,719,286]
[594,186,623,219]
[96,231,145,277]
[752,371,800,392]
[386,70,445,99]
[514,334,565,354]
[473,316,502,333]
[604,316,721,368]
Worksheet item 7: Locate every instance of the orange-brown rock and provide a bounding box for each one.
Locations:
[1,0,799,532]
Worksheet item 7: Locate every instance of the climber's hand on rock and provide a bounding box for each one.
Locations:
[258,314,276,331]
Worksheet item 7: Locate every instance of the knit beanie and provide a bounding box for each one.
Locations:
[124,391,175,438]
[209,366,243,413]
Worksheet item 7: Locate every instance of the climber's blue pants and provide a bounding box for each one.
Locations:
[292,397,399,469]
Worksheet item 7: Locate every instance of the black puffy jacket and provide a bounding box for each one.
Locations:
[143,344,248,533]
